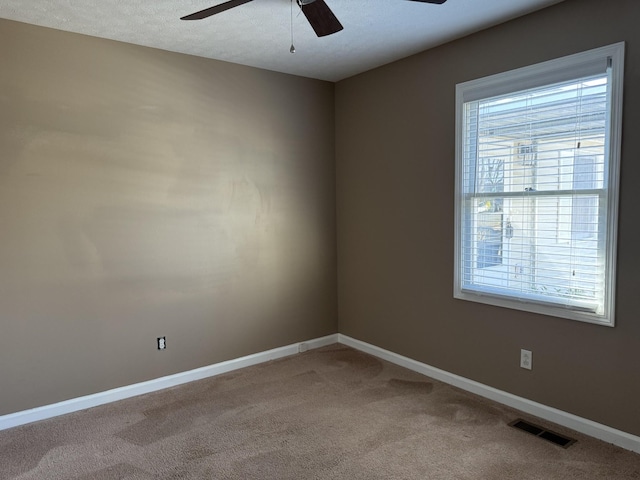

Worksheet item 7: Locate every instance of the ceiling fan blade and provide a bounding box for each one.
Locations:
[300,0,343,37]
[406,0,447,3]
[181,0,254,20]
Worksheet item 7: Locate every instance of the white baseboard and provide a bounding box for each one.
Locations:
[3,332,638,455]
[0,334,339,432]
[338,334,640,454]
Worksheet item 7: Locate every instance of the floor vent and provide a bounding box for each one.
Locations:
[509,419,576,448]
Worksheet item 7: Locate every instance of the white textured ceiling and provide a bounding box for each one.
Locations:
[0,0,564,82]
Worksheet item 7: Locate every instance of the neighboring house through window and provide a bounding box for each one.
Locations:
[454,43,624,326]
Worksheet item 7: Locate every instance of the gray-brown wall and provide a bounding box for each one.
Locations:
[336,0,640,437]
[0,19,337,415]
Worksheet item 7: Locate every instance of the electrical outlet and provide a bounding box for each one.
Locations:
[520,349,532,370]
[157,337,166,350]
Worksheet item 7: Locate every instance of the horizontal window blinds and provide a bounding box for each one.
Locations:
[460,74,609,314]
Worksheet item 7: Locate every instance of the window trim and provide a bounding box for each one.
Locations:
[453,43,625,327]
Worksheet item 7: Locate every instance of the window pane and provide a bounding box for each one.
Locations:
[470,76,608,195]
[462,194,602,310]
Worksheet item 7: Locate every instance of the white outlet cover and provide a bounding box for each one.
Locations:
[520,349,532,370]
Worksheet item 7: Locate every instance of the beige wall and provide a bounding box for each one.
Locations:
[0,19,337,415]
[336,0,640,436]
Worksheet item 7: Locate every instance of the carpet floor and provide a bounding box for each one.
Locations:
[1,344,639,479]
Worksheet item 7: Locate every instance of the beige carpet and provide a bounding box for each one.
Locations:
[1,344,639,479]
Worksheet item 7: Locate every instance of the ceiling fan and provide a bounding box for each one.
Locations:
[181,0,448,38]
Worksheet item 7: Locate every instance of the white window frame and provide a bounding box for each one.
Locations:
[454,43,624,327]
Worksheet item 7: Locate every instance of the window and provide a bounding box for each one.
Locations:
[454,43,624,326]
